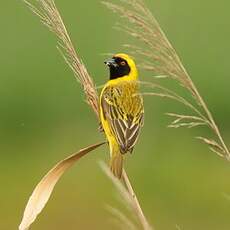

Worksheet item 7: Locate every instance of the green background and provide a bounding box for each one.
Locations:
[1,0,230,229]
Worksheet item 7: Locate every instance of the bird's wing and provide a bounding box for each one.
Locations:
[101,86,144,153]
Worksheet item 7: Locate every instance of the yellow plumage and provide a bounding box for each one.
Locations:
[100,53,144,178]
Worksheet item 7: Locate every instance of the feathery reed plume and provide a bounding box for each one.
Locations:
[24,0,99,117]
[20,0,151,229]
[103,0,230,160]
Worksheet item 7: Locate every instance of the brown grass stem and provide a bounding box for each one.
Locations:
[100,162,153,230]
[122,170,153,230]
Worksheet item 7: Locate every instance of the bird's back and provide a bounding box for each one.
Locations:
[100,80,144,154]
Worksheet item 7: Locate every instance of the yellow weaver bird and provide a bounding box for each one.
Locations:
[100,53,144,178]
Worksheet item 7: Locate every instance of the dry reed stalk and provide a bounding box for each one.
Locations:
[103,0,230,160]
[122,170,152,230]
[101,162,153,230]
[20,0,151,229]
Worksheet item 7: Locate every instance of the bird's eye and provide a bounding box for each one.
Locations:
[120,61,126,66]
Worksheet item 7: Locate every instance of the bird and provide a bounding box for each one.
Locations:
[99,53,144,178]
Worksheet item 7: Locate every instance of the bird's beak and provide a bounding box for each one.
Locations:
[104,58,117,67]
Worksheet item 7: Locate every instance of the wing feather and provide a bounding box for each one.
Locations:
[101,85,144,154]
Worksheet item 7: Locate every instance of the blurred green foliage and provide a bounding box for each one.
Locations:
[1,0,230,229]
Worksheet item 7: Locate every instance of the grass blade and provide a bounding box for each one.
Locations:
[19,142,105,230]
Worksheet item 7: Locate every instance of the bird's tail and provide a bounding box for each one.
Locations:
[110,146,123,179]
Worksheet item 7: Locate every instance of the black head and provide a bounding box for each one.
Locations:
[104,56,131,80]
